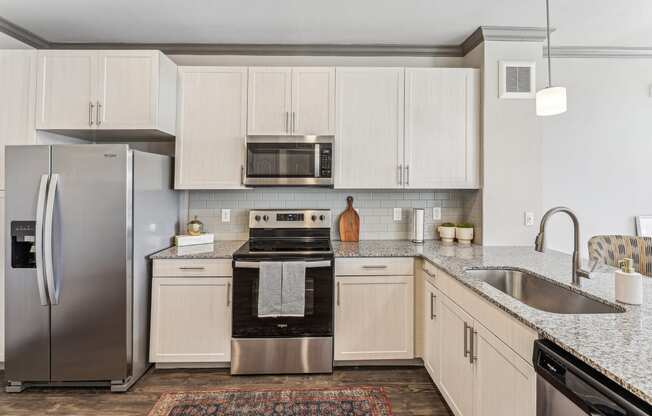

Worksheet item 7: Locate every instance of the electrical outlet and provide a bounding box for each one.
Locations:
[432,207,442,221]
[221,208,231,223]
[393,207,402,221]
[524,211,535,226]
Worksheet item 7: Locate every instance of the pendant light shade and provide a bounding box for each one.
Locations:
[536,86,567,116]
[537,0,566,116]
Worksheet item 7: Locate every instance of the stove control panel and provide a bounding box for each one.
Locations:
[249,209,331,229]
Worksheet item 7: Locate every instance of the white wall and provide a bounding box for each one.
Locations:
[480,41,544,245]
[541,58,652,256]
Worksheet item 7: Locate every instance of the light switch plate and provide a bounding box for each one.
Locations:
[433,207,442,221]
[524,211,535,226]
[393,207,402,221]
[221,209,231,223]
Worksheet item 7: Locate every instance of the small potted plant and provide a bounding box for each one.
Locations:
[438,222,457,243]
[456,223,474,245]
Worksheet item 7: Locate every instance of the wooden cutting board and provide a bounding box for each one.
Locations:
[339,196,360,242]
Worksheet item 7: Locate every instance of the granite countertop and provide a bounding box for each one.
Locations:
[150,239,652,404]
[334,240,652,405]
[149,241,246,259]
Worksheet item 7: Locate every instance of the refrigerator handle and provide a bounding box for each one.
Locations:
[44,173,60,305]
[35,174,50,306]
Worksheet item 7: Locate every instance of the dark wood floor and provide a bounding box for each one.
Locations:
[0,367,452,416]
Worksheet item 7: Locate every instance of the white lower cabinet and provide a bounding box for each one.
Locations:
[334,271,414,361]
[473,322,536,416]
[439,294,475,416]
[423,280,441,384]
[150,260,232,365]
[423,261,537,416]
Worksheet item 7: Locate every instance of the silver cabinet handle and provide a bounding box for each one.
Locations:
[227,282,231,307]
[240,165,245,185]
[44,173,60,305]
[362,265,388,269]
[336,281,341,306]
[89,102,94,126]
[35,174,49,306]
[470,328,478,364]
[463,322,470,358]
[405,165,410,186]
[96,101,102,126]
[430,293,436,320]
[179,266,206,270]
[285,111,289,134]
[292,111,296,134]
[422,267,436,279]
[397,164,403,185]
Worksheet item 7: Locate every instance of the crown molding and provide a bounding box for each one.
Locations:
[548,46,652,59]
[462,26,550,55]
[48,42,464,57]
[0,16,50,48]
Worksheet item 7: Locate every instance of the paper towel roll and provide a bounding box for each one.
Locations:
[411,208,425,243]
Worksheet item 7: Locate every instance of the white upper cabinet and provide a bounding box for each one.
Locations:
[335,67,405,189]
[0,50,37,190]
[36,50,176,135]
[248,67,335,136]
[247,67,292,135]
[405,68,480,189]
[175,67,247,189]
[36,51,96,130]
[291,67,335,135]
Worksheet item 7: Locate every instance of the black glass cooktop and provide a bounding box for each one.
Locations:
[233,238,333,260]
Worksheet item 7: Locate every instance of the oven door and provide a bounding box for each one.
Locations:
[244,137,333,186]
[232,259,333,338]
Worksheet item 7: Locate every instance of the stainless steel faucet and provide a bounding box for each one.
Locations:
[535,206,590,285]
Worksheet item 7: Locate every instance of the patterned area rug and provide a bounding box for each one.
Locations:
[148,386,393,416]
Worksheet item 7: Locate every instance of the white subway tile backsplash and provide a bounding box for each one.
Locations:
[187,189,480,241]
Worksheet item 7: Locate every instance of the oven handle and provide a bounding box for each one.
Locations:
[234,260,331,269]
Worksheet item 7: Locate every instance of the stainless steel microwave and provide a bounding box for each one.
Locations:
[244,136,333,187]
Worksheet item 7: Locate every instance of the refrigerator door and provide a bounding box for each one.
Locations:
[48,144,131,381]
[5,145,51,382]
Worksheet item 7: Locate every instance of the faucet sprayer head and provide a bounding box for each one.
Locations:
[534,231,545,252]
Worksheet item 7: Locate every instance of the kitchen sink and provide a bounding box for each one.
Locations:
[465,268,624,314]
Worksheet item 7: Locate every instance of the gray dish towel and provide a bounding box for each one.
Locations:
[281,261,306,317]
[257,262,283,318]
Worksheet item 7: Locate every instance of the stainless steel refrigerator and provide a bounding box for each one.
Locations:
[4,144,179,392]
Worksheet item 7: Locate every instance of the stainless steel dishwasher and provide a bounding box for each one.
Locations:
[534,340,651,416]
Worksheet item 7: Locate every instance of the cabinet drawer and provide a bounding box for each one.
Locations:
[153,259,232,277]
[335,257,414,276]
[420,260,439,285]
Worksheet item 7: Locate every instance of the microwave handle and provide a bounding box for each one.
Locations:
[315,144,320,178]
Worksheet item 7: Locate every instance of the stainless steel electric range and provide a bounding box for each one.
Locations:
[231,209,334,375]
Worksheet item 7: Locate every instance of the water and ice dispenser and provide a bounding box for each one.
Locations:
[11,221,37,268]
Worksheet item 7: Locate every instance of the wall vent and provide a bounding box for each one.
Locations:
[499,61,536,99]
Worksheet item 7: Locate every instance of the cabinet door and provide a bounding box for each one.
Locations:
[97,51,157,129]
[439,295,474,416]
[291,67,335,135]
[423,281,441,384]
[334,275,413,361]
[36,51,96,129]
[473,322,536,416]
[247,67,292,135]
[335,68,404,189]
[404,68,480,189]
[0,51,37,190]
[175,67,247,189]
[150,277,232,363]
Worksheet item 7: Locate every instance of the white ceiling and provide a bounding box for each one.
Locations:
[0,31,31,48]
[1,0,651,47]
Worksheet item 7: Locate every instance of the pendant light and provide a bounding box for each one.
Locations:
[536,0,567,116]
